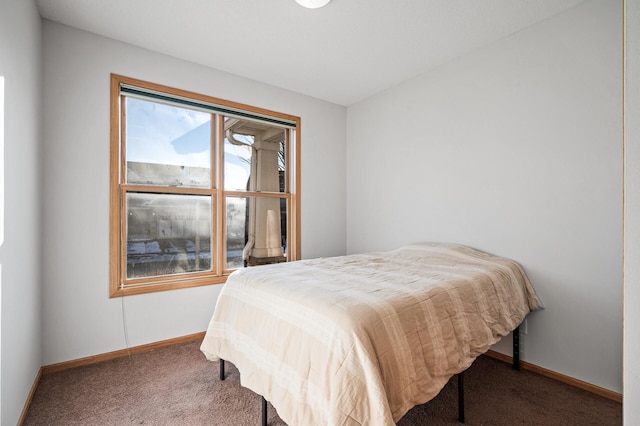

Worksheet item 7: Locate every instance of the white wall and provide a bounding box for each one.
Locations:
[0,0,43,423]
[41,21,347,365]
[624,0,640,421]
[347,0,622,393]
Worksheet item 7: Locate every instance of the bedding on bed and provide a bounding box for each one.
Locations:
[200,242,541,426]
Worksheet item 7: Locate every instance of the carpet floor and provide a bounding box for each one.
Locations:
[23,340,621,425]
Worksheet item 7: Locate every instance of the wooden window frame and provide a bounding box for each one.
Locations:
[109,74,301,297]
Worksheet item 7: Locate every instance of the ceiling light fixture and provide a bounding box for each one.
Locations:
[295,0,331,8]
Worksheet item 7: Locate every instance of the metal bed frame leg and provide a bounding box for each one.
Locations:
[458,373,465,423]
[262,396,267,426]
[513,326,520,371]
[219,359,267,425]
[456,322,521,424]
[453,324,519,424]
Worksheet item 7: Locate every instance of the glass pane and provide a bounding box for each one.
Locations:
[225,197,247,269]
[126,193,212,279]
[226,196,288,270]
[125,97,212,188]
[224,117,286,192]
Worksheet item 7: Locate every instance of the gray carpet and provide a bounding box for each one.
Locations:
[23,340,621,425]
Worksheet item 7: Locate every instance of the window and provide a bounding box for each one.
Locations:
[110,74,300,297]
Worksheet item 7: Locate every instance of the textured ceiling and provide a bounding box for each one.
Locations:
[36,0,587,106]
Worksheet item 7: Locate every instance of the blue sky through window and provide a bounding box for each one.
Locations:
[126,97,251,189]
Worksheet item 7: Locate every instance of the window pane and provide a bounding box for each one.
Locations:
[224,117,286,192]
[126,193,212,279]
[226,196,287,270]
[226,197,247,269]
[125,97,212,188]
[224,132,253,191]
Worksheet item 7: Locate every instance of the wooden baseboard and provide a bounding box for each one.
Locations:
[42,331,206,375]
[34,334,621,410]
[485,350,622,403]
[18,367,43,426]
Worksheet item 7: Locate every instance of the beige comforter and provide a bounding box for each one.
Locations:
[201,243,541,426]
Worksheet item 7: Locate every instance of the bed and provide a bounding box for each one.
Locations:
[200,242,541,425]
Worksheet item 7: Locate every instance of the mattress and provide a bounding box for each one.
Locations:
[201,242,541,425]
